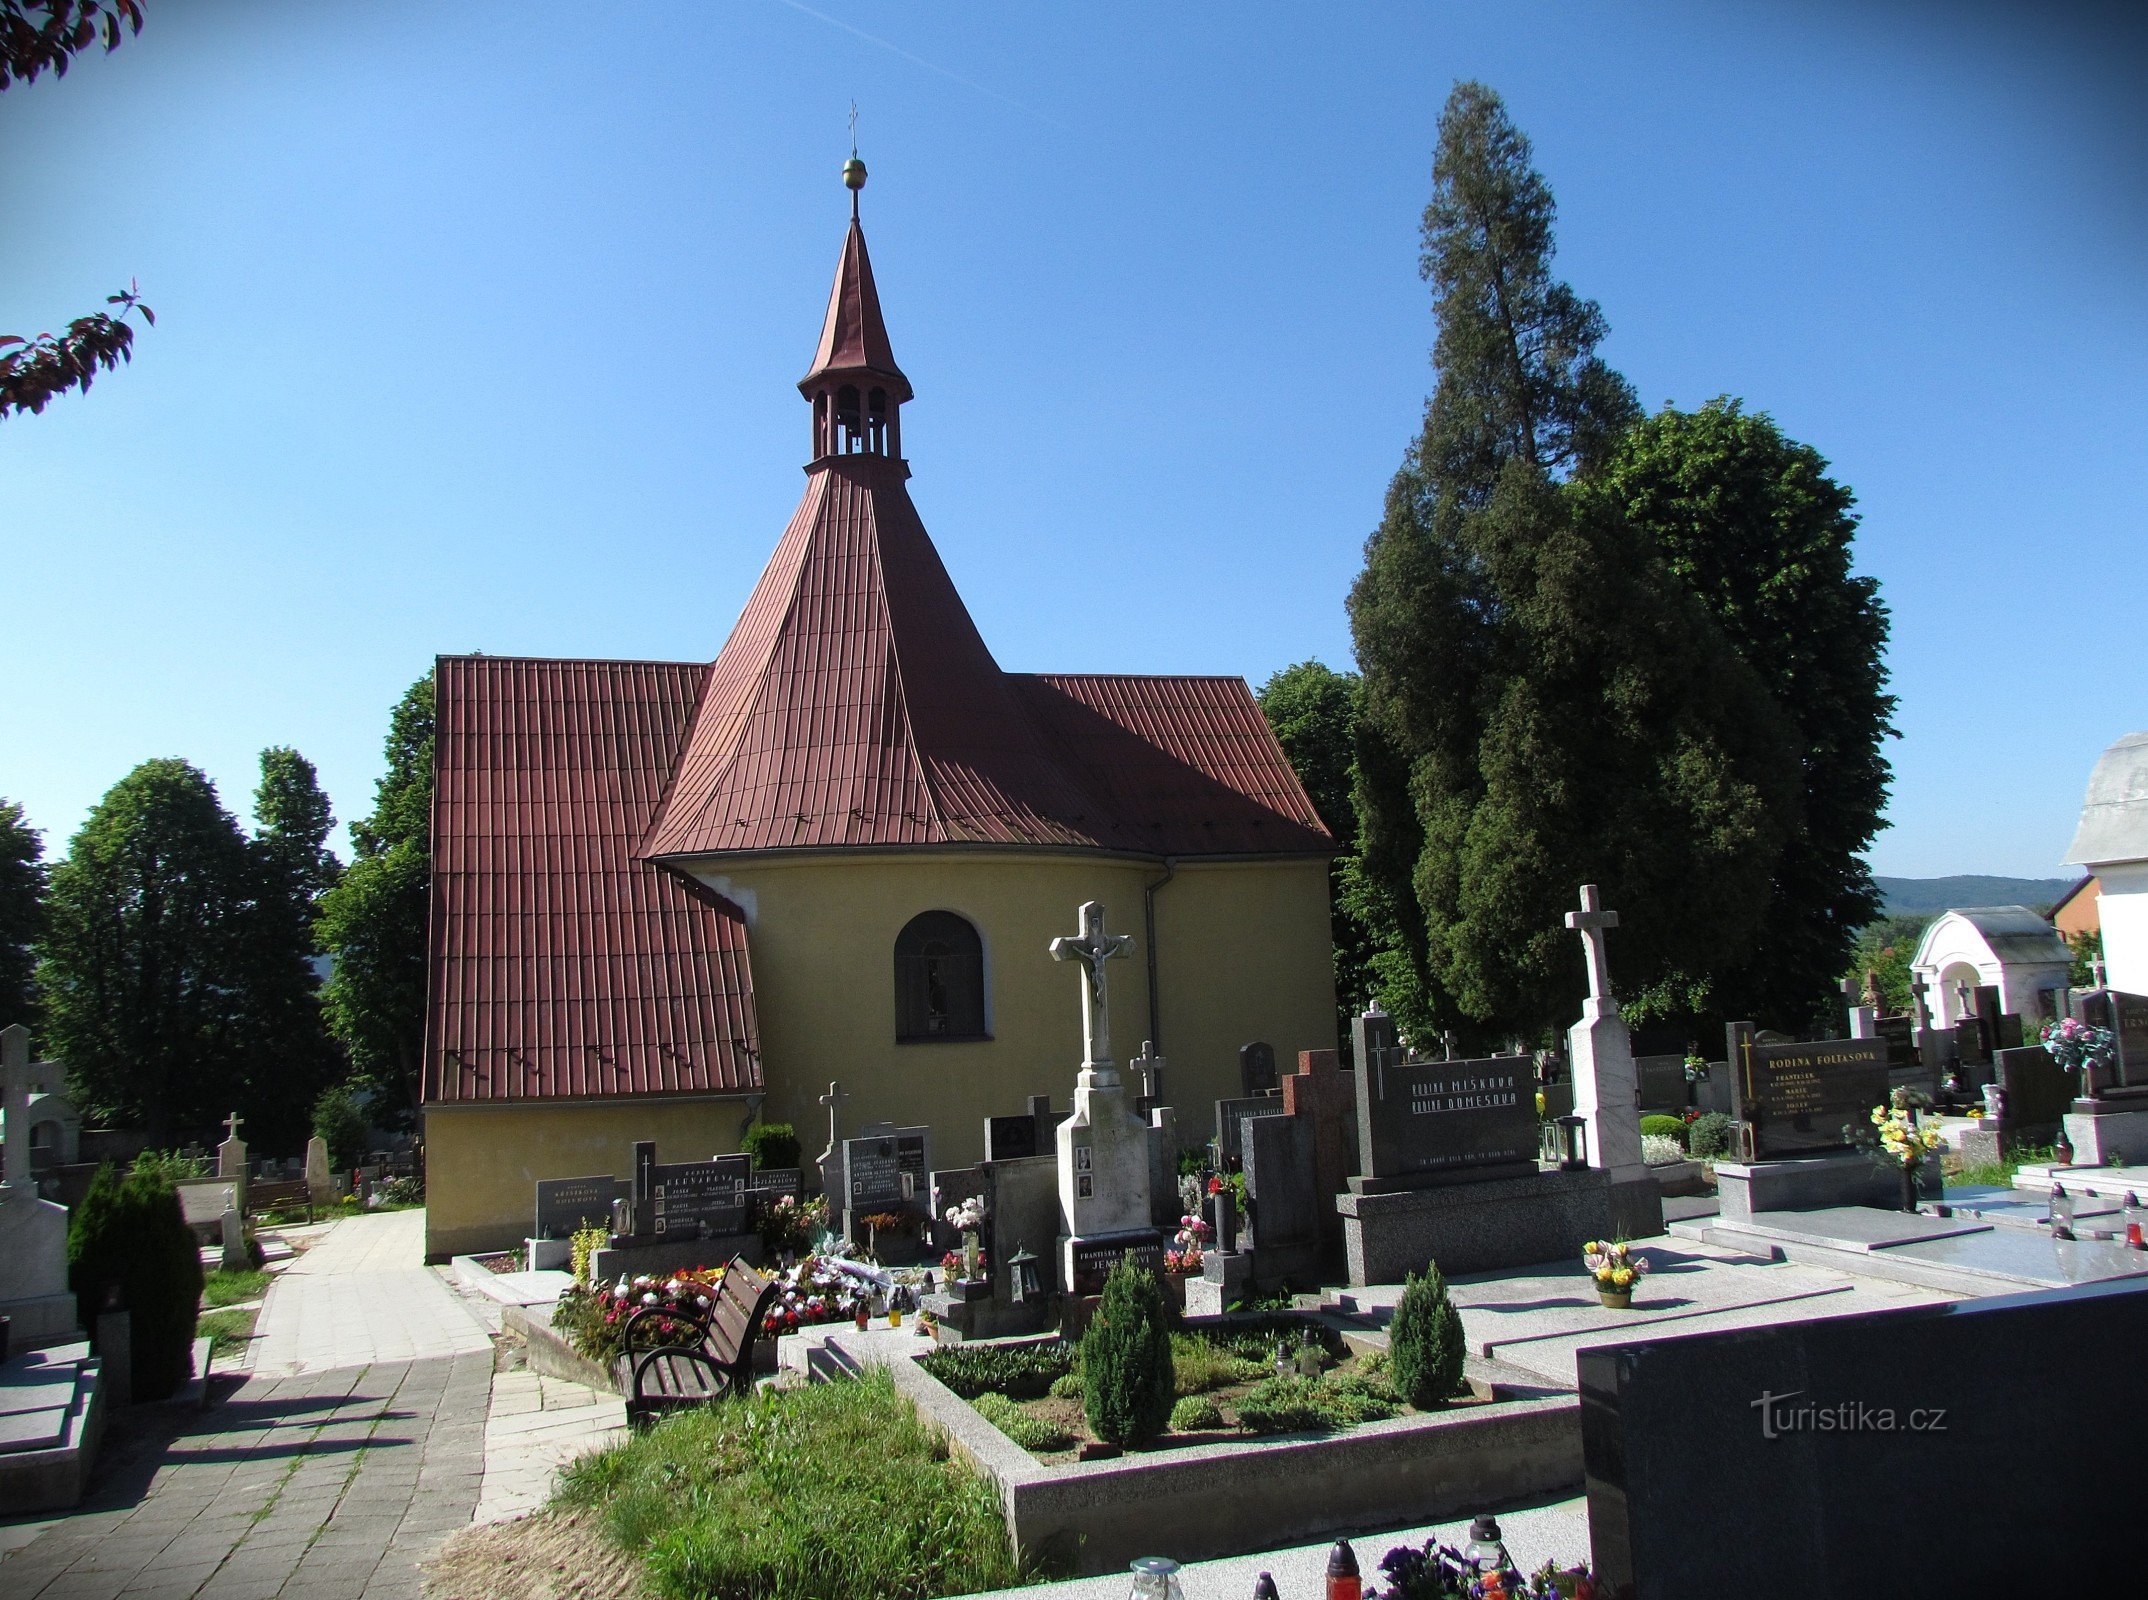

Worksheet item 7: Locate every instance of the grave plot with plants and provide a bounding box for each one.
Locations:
[916,1258,1485,1459]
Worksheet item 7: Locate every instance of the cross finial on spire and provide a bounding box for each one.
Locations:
[842,105,866,220]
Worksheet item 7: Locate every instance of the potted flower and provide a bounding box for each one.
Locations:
[1583,1239,1650,1309]
[943,1195,989,1281]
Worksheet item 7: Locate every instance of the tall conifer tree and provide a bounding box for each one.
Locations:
[0,799,45,1027]
[1348,83,1801,1040]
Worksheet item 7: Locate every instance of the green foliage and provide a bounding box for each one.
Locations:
[1169,1394,1224,1431]
[739,1121,801,1171]
[1388,1265,1466,1408]
[1686,1111,1735,1159]
[1169,1332,1267,1397]
[970,1391,1073,1453]
[1047,1371,1082,1400]
[311,1082,370,1170]
[1639,1114,1689,1148]
[0,798,46,1028]
[233,747,345,1151]
[556,1368,1027,1600]
[918,1339,1074,1401]
[67,1162,203,1400]
[571,1226,607,1285]
[1235,1371,1401,1435]
[1843,915,1930,1021]
[1258,660,1381,1044]
[1079,1255,1176,1447]
[129,1148,207,1184]
[1585,400,1894,1031]
[318,674,434,1122]
[2067,928,2104,990]
[40,760,252,1143]
[1199,1314,1344,1364]
[550,1284,627,1365]
[196,1307,256,1358]
[1348,86,1799,1042]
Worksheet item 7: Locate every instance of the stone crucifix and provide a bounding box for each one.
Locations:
[1050,901,1133,1072]
[1909,970,1932,1031]
[817,1081,849,1156]
[1565,884,1621,1015]
[224,1111,245,1144]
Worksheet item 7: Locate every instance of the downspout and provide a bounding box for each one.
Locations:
[1144,857,1179,1051]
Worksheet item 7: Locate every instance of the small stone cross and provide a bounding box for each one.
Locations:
[1440,1030,1458,1062]
[2092,957,2109,991]
[1565,884,1620,1005]
[1050,901,1133,1068]
[1909,970,1931,1030]
[817,1081,849,1153]
[1131,1041,1165,1105]
[223,1112,245,1144]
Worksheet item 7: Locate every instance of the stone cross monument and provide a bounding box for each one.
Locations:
[218,1112,248,1181]
[815,1080,850,1199]
[0,1023,79,1345]
[1563,885,1661,1237]
[1050,903,1156,1292]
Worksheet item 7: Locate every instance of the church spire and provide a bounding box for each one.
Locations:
[800,154,912,462]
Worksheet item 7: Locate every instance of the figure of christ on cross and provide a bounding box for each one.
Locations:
[1565,883,1621,1010]
[1050,901,1133,1071]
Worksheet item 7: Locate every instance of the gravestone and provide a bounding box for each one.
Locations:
[630,1142,750,1239]
[743,1166,803,1205]
[1729,1031,1889,1158]
[1212,1094,1284,1168]
[219,1206,250,1272]
[1991,1046,2075,1144]
[216,1112,247,1181]
[534,1175,625,1240]
[814,1079,850,1198]
[1580,1275,2148,1599]
[1049,902,1158,1294]
[1875,1015,1916,1069]
[2076,989,2148,1086]
[1336,1003,1616,1283]
[842,1125,930,1214]
[0,1023,77,1347]
[1955,1016,1991,1070]
[1242,1110,1319,1283]
[1563,885,1659,1237]
[1238,1041,1277,1097]
[985,1113,1040,1163]
[177,1178,240,1229]
[1281,1047,1358,1256]
[1635,1054,1689,1114]
[304,1135,334,1206]
[1132,1041,1166,1112]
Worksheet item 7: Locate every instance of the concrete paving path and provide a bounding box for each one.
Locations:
[0,1353,491,1600]
[248,1213,491,1378]
[471,1368,625,1527]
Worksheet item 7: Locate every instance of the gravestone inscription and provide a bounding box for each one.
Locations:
[1350,1015,1538,1190]
[534,1175,624,1239]
[1635,1054,1689,1114]
[2077,990,2148,1087]
[643,1155,749,1238]
[1729,1031,1889,1158]
[1875,1015,1916,1070]
[1068,1233,1165,1295]
[1212,1095,1285,1167]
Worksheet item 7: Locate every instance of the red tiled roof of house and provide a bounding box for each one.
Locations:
[425,655,761,1106]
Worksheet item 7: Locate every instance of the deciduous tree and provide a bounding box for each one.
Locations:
[318,675,434,1119]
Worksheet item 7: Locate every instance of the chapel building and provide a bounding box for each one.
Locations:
[421,168,1337,1258]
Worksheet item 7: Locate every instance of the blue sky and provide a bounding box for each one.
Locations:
[4,1,2143,880]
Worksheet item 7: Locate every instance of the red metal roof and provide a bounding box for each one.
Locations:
[425,656,761,1107]
[800,215,911,400]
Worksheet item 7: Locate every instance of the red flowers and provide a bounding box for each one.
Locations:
[1206,1176,1223,1195]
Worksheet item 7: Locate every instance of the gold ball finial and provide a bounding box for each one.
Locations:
[843,156,867,191]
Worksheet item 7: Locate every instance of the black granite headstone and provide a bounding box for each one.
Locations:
[1212,1095,1285,1167]
[1954,1016,1991,1067]
[1994,1045,2074,1138]
[1350,1049,1537,1189]
[1581,1277,2148,1598]
[533,1174,623,1239]
[645,1154,749,1238]
[1239,1040,1278,1097]
[842,1136,905,1209]
[1728,1030,1889,1158]
[1874,1015,1916,1070]
[985,1114,1039,1162]
[1634,1054,1689,1114]
[1068,1231,1165,1295]
[2077,989,2148,1087]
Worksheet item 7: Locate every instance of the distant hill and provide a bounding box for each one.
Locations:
[1873,875,2078,918]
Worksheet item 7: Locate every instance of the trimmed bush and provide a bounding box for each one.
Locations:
[971,1391,1073,1452]
[1388,1264,1465,1408]
[1169,1394,1224,1432]
[1048,1371,1083,1400]
[1687,1111,1735,1159]
[68,1163,203,1400]
[1080,1254,1176,1447]
[1639,1114,1689,1147]
[739,1121,801,1171]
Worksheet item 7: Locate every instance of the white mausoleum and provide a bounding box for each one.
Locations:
[2067,731,2148,994]
[1910,907,2073,1026]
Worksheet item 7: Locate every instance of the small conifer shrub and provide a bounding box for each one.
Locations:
[1387,1263,1465,1408]
[1079,1253,1175,1446]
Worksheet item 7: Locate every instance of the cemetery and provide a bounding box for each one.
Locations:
[5,37,2144,1599]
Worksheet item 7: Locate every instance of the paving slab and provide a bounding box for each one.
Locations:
[248,1213,490,1378]
[1720,1206,1995,1252]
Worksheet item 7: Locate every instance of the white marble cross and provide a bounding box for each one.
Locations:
[223,1111,245,1144]
[1131,1040,1164,1103]
[1,1022,30,1193]
[1050,901,1132,1068]
[1565,884,1620,1005]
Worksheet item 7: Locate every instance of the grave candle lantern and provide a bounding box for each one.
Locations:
[1007,1245,1041,1304]
[1127,1556,1185,1600]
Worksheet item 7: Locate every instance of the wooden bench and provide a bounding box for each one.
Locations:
[615,1257,778,1427]
[246,1179,317,1223]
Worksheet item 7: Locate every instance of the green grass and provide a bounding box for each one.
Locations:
[917,1340,1073,1400]
[556,1369,1038,1599]
[971,1392,1074,1453]
[1169,1332,1267,1397]
[1949,1138,2058,1191]
[1234,1371,1401,1435]
[198,1308,258,1357]
[202,1268,270,1309]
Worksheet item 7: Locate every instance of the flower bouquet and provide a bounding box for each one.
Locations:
[1582,1239,1649,1308]
[554,1267,725,1364]
[2043,1016,2117,1094]
[1853,1090,1946,1211]
[943,1195,989,1280]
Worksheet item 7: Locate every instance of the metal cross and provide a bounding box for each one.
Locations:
[1050,901,1133,1068]
[1564,884,1620,1004]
